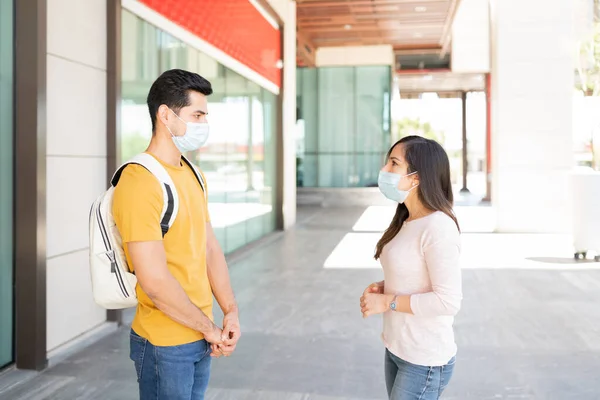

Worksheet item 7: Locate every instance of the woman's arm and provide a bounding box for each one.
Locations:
[409,236,462,317]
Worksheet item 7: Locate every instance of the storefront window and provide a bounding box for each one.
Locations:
[121,10,279,253]
[0,0,14,368]
[297,66,392,188]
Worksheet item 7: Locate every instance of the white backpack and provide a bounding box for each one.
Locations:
[89,153,206,309]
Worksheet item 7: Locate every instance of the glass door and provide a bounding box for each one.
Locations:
[0,0,14,368]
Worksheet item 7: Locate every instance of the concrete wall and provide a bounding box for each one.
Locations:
[46,0,108,352]
[451,0,490,73]
[490,0,574,233]
[267,0,297,229]
[316,45,395,67]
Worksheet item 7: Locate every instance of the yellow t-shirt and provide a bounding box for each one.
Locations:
[112,153,213,346]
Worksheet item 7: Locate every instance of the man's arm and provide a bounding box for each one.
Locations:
[206,222,238,315]
[205,222,240,355]
[128,240,223,344]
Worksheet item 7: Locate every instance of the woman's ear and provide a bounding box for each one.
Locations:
[412,173,420,188]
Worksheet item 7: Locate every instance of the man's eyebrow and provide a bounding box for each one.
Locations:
[193,109,207,115]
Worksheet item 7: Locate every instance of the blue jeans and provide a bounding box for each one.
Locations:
[385,349,455,400]
[130,329,212,400]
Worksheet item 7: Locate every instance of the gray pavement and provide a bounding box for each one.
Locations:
[1,205,600,400]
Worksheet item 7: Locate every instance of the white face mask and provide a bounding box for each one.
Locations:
[378,171,419,203]
[166,109,210,153]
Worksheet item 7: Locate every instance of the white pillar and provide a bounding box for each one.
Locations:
[46,0,108,351]
[267,0,297,229]
[282,3,297,229]
[490,0,575,233]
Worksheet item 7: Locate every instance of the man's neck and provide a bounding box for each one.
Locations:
[146,130,181,167]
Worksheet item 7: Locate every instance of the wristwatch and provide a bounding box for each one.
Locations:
[389,295,398,311]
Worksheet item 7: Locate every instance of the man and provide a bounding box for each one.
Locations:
[113,69,240,399]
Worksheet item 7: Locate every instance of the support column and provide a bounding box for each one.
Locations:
[14,0,48,371]
[247,97,255,191]
[460,91,470,194]
[491,0,574,232]
[281,2,297,229]
[106,0,122,325]
[483,73,491,202]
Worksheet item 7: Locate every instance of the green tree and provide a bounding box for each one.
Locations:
[577,0,600,169]
[393,117,446,145]
[121,132,150,161]
[577,20,600,96]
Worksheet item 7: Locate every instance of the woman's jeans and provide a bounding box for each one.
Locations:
[385,349,455,400]
[130,329,212,400]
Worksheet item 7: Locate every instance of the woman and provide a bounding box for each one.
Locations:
[360,136,462,400]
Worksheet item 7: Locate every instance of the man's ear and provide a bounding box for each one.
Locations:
[157,104,170,127]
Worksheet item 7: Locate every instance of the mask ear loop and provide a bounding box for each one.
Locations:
[405,171,418,190]
[167,108,186,137]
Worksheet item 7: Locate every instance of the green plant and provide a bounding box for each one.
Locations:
[577,22,600,96]
[576,0,600,169]
[393,117,446,145]
[121,132,150,161]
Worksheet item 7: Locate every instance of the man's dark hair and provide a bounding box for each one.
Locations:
[147,69,213,132]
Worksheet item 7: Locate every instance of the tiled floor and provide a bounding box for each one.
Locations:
[1,205,600,400]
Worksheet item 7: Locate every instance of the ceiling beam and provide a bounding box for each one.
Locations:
[297,30,317,67]
[300,24,444,34]
[298,16,448,26]
[297,0,448,7]
[393,44,442,51]
[439,0,461,58]
[296,0,456,56]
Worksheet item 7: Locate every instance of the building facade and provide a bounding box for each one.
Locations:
[0,0,296,371]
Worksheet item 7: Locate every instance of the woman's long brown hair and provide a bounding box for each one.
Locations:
[374,136,460,260]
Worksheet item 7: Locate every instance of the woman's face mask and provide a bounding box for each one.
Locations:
[378,171,418,203]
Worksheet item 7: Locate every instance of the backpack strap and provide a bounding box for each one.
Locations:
[111,153,179,237]
[181,155,207,201]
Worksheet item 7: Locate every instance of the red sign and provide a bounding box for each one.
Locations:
[140,0,281,88]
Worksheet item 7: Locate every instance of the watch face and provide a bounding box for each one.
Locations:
[390,302,396,310]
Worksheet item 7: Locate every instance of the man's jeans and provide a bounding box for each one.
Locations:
[130,329,212,400]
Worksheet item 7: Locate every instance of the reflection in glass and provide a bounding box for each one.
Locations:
[318,67,355,153]
[262,89,278,233]
[121,10,158,161]
[121,9,279,253]
[297,66,391,187]
[0,0,13,368]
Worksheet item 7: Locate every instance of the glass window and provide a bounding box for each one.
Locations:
[355,66,390,153]
[262,89,278,233]
[298,68,318,153]
[223,68,249,253]
[121,10,280,253]
[159,32,186,72]
[193,62,227,248]
[318,67,355,153]
[296,65,391,187]
[121,10,157,161]
[245,81,265,243]
[0,0,13,368]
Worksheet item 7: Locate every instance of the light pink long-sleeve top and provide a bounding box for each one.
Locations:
[380,211,462,367]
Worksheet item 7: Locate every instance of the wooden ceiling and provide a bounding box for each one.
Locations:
[296,0,460,66]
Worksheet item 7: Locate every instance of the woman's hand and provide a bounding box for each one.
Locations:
[363,281,385,295]
[360,293,393,318]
